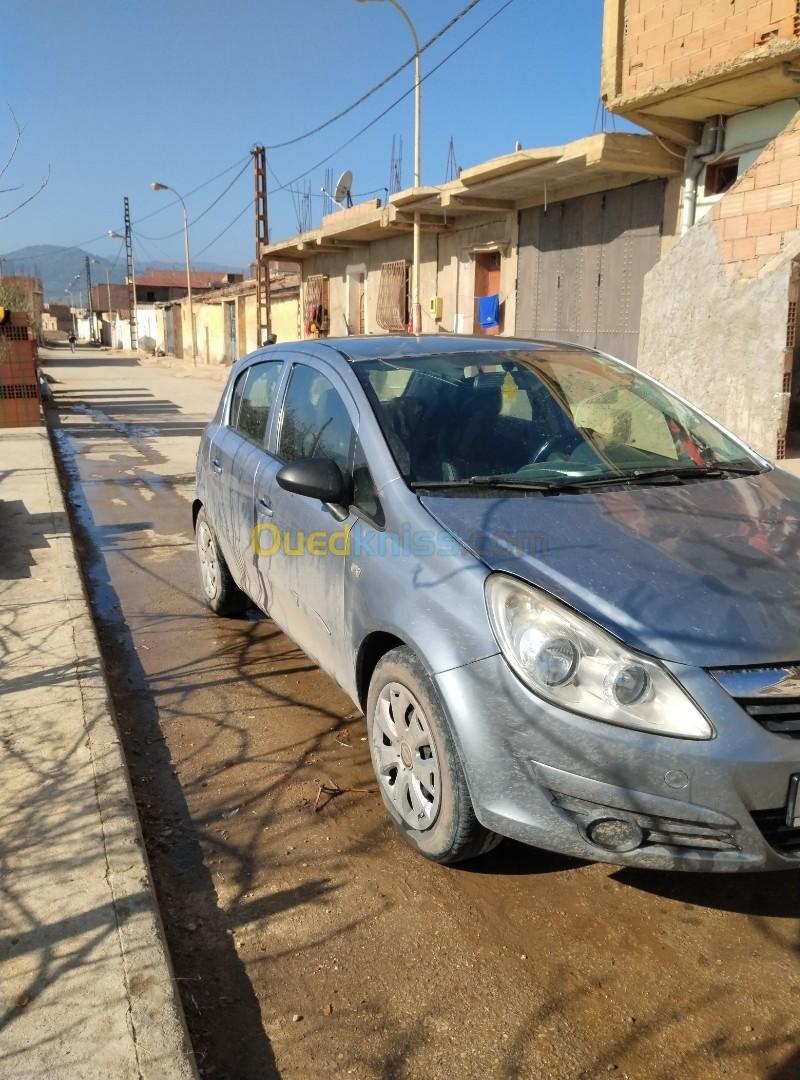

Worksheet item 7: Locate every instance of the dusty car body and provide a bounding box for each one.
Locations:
[194,335,800,872]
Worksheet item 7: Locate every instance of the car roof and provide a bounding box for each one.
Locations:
[260,334,568,365]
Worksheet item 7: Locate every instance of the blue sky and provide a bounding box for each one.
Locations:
[2,0,621,271]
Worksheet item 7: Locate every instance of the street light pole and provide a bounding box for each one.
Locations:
[356,0,422,334]
[151,182,196,365]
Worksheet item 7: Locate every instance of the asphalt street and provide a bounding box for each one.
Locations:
[43,344,800,1080]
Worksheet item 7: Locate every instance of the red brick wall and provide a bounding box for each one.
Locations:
[712,110,800,277]
[622,0,799,96]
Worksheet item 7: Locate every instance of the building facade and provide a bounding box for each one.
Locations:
[603,0,800,459]
[261,133,682,365]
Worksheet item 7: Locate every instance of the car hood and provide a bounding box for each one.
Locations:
[420,469,800,668]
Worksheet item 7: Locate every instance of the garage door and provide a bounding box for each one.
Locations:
[516,180,665,364]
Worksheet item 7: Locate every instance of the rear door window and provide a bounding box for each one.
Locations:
[230,362,283,445]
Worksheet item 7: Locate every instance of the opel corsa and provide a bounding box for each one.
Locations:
[194,336,800,872]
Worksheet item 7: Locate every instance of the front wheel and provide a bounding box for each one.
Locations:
[195,507,246,616]
[366,646,500,864]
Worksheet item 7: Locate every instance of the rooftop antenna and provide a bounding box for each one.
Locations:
[389,134,403,195]
[445,136,460,183]
[321,167,335,218]
[300,182,312,233]
[333,169,353,208]
[291,179,313,234]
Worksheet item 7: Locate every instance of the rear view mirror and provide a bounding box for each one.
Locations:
[276,457,349,506]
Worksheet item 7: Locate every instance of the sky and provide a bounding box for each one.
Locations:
[1,0,627,272]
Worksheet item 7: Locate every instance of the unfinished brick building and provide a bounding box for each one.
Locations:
[603,0,800,460]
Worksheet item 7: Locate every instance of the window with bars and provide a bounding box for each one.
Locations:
[304,274,330,337]
[376,260,409,333]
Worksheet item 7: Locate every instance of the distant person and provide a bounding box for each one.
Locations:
[68,331,76,354]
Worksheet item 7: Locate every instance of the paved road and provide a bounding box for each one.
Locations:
[44,345,800,1080]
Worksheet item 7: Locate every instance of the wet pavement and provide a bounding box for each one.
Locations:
[43,344,800,1080]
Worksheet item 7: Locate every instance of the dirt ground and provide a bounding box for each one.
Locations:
[43,345,800,1080]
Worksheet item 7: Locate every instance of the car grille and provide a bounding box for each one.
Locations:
[709,666,800,738]
[751,808,800,854]
[740,699,800,737]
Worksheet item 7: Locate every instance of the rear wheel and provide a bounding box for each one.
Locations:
[366,646,500,864]
[195,507,247,616]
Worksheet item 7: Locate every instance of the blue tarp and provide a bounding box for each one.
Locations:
[477,293,500,329]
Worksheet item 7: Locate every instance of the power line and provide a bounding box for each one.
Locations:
[136,158,251,241]
[264,0,483,151]
[131,227,179,265]
[270,0,516,195]
[192,199,252,259]
[132,155,250,226]
[4,156,252,264]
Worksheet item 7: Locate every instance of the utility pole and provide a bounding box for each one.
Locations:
[123,197,138,351]
[85,255,96,342]
[252,145,272,346]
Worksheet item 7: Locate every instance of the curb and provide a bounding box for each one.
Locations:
[43,418,199,1080]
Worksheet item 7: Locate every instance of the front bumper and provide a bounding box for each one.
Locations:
[435,653,800,872]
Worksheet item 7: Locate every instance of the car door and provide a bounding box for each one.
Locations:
[210,358,284,601]
[204,366,247,564]
[260,360,358,681]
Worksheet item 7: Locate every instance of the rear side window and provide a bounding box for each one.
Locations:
[278,365,355,473]
[230,362,282,445]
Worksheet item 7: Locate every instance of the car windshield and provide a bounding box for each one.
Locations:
[352,348,762,489]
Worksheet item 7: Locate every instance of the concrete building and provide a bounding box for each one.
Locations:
[133,268,243,303]
[603,0,800,459]
[41,302,73,337]
[260,133,682,363]
[164,269,301,365]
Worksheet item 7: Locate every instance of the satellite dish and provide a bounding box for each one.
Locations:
[333,169,353,208]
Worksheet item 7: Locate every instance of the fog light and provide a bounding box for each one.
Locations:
[586,817,644,853]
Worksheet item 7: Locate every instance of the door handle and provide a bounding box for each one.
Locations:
[211,457,223,473]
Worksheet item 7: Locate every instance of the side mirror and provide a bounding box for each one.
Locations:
[276,457,349,506]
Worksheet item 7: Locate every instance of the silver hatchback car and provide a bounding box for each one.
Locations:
[194,335,800,872]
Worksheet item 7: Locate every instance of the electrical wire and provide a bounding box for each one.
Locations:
[263,0,483,150]
[269,0,516,194]
[132,227,180,265]
[136,158,252,240]
[131,154,251,226]
[9,1,509,267]
[192,199,252,259]
[132,232,164,270]
[5,156,252,263]
[655,135,686,159]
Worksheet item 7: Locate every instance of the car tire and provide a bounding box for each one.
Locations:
[195,506,247,616]
[366,646,500,864]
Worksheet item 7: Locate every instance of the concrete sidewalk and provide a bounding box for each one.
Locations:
[0,428,196,1079]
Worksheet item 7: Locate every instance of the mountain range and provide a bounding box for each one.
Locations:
[0,244,243,302]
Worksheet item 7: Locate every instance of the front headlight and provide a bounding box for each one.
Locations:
[485,574,713,739]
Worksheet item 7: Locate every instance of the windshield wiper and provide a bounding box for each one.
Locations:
[532,464,764,491]
[411,462,764,495]
[409,476,556,492]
